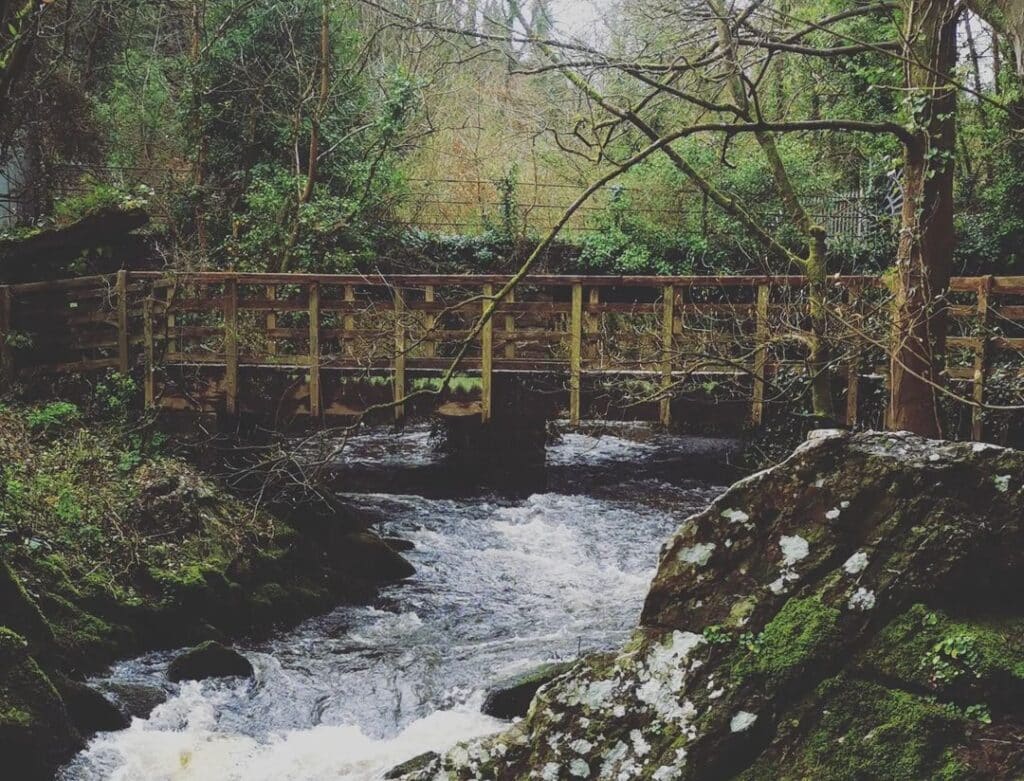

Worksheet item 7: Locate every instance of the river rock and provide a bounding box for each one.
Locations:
[53,674,129,735]
[100,681,168,719]
[327,530,416,583]
[0,627,82,780]
[481,661,575,719]
[382,536,415,552]
[396,432,1024,780]
[0,559,56,654]
[167,641,253,683]
[384,751,440,779]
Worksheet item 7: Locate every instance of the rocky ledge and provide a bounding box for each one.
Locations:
[401,431,1024,780]
[0,403,415,780]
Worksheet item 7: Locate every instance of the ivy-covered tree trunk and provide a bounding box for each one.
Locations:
[888,0,958,437]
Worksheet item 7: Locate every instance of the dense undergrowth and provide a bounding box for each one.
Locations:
[0,383,413,778]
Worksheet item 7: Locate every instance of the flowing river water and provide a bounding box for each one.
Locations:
[60,424,732,781]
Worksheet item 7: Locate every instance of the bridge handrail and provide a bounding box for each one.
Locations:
[1,271,1021,439]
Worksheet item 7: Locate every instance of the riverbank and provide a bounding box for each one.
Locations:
[0,400,414,779]
[61,444,724,779]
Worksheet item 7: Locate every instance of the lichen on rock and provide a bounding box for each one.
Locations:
[398,431,1024,780]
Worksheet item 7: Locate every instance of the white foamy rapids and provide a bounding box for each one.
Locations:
[65,683,502,781]
[547,431,661,467]
[64,428,719,781]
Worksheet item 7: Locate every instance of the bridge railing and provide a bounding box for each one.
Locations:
[1,271,1022,436]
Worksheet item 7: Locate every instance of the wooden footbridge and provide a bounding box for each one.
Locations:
[1,271,1022,436]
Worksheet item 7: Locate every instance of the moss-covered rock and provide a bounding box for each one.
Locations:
[0,559,55,655]
[0,627,81,780]
[399,432,1024,780]
[0,400,410,777]
[739,677,968,781]
[52,673,129,735]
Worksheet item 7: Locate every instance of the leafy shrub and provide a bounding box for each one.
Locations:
[25,403,81,434]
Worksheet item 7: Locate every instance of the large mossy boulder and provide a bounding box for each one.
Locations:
[0,628,81,780]
[400,431,1024,779]
[167,641,253,683]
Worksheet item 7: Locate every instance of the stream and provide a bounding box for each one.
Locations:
[60,424,731,780]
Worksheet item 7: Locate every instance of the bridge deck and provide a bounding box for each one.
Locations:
[1,272,1022,436]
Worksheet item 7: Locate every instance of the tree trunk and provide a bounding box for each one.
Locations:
[888,0,958,436]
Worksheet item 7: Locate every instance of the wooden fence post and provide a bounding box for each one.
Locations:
[116,270,130,374]
[266,285,277,355]
[587,287,600,366]
[343,284,355,357]
[0,286,12,391]
[972,275,993,441]
[143,297,155,408]
[569,282,583,425]
[845,286,862,429]
[223,277,238,416]
[165,283,177,357]
[504,288,516,359]
[751,283,770,425]
[423,285,436,359]
[393,287,406,421]
[309,282,321,419]
[481,283,494,423]
[660,284,675,426]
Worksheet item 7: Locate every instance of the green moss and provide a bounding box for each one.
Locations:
[741,677,968,781]
[0,627,29,666]
[734,595,841,687]
[38,592,130,665]
[726,596,757,628]
[862,604,1024,694]
[0,630,64,729]
[0,560,54,652]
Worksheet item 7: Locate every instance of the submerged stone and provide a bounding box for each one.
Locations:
[167,640,253,683]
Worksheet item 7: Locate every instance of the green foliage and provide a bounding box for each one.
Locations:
[576,186,700,274]
[52,180,153,226]
[24,403,79,434]
[701,624,732,646]
[483,164,522,240]
[862,604,1024,696]
[963,703,991,725]
[411,375,482,393]
[93,372,137,421]
[926,633,984,686]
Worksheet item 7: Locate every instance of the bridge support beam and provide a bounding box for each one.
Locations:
[143,297,154,408]
[0,286,11,391]
[309,282,321,420]
[481,283,493,423]
[223,277,238,416]
[116,270,130,374]
[751,283,769,426]
[569,282,583,425]
[660,284,675,426]
[393,287,406,422]
[972,276,993,441]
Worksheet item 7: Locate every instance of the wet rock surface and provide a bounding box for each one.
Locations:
[400,431,1024,780]
[166,641,253,683]
[481,661,576,719]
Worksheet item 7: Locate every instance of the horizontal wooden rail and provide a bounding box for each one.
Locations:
[2,271,1023,437]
